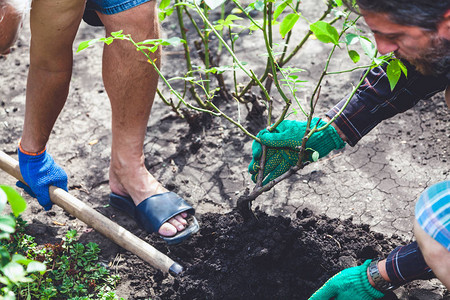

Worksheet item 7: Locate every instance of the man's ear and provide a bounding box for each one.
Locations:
[438,9,450,39]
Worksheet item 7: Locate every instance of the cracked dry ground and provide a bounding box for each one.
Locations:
[1,10,450,300]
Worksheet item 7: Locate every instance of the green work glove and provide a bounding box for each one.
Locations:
[248,117,345,185]
[308,260,385,300]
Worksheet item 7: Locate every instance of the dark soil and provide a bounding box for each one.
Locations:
[128,208,404,299]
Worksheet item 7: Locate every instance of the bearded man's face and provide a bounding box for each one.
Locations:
[396,34,450,76]
[361,10,450,76]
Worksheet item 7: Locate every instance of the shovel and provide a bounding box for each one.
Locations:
[0,150,183,275]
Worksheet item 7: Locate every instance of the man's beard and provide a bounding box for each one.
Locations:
[395,35,450,77]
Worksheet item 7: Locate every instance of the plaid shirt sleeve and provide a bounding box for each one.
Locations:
[325,62,448,146]
[384,241,434,286]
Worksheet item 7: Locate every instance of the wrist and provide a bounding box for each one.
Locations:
[367,258,398,292]
[18,139,46,156]
[324,116,348,142]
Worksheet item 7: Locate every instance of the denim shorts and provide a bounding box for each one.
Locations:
[83,0,152,26]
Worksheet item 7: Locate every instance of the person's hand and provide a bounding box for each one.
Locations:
[17,147,68,210]
[248,117,345,185]
[309,260,385,300]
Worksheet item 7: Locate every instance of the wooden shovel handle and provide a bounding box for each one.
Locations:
[0,150,183,275]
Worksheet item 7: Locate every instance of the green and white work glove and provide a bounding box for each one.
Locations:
[248,117,345,185]
[308,260,385,300]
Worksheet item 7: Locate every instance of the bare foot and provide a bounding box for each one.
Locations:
[109,160,188,237]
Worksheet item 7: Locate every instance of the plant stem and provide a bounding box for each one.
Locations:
[193,2,271,103]
[279,0,337,66]
[319,60,374,131]
[207,101,259,140]
[203,5,211,94]
[229,30,239,97]
[262,0,290,105]
[278,0,302,64]
[127,35,219,115]
[325,64,372,75]
[175,0,206,107]
[218,3,226,55]
[231,0,263,31]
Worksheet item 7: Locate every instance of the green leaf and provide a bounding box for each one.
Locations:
[110,30,124,38]
[216,14,243,30]
[231,7,242,14]
[280,13,300,38]
[247,0,264,12]
[11,254,32,265]
[273,0,290,21]
[26,261,46,274]
[159,0,171,10]
[0,232,10,240]
[77,39,98,53]
[100,36,114,45]
[311,151,319,162]
[344,33,359,45]
[159,8,174,22]
[162,37,186,46]
[0,247,11,266]
[204,0,225,10]
[348,50,360,63]
[310,21,339,45]
[248,22,262,31]
[0,215,15,233]
[0,186,26,217]
[223,14,243,27]
[386,59,402,90]
[2,262,28,282]
[138,37,185,47]
[397,59,408,77]
[359,36,376,58]
[0,188,6,213]
[333,0,343,6]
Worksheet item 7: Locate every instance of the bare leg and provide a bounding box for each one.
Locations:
[414,220,450,289]
[20,0,85,152]
[98,2,187,237]
[0,0,23,54]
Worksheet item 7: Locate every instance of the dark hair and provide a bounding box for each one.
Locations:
[343,0,450,30]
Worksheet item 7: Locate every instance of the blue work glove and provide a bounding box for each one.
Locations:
[248,117,345,185]
[308,260,385,300]
[17,147,68,210]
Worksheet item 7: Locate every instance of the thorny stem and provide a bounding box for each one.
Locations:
[325,64,372,75]
[156,89,184,118]
[241,65,372,209]
[183,4,205,40]
[175,0,206,107]
[239,11,374,216]
[231,0,263,31]
[250,4,340,206]
[218,3,226,55]
[320,59,374,131]
[262,0,290,105]
[238,1,338,99]
[193,2,273,104]
[125,35,220,116]
[308,13,356,117]
[279,1,338,66]
[277,0,302,65]
[229,29,239,98]
[203,5,211,94]
[207,101,259,140]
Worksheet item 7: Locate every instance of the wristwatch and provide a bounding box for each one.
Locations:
[368,258,398,291]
